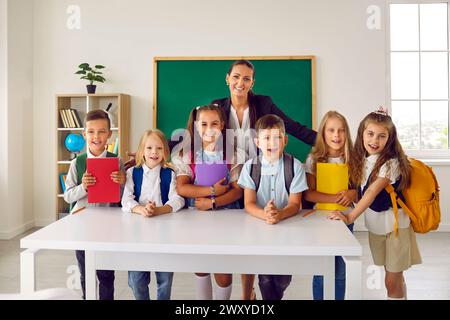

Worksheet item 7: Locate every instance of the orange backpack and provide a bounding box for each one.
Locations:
[385,158,440,234]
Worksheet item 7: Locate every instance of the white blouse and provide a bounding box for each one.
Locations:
[121,163,185,213]
[362,154,410,235]
[228,105,256,163]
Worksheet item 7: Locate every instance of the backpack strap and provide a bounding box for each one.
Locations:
[160,167,173,205]
[385,184,417,236]
[249,154,294,193]
[132,166,144,201]
[250,157,262,192]
[75,153,88,185]
[133,166,173,205]
[283,153,294,195]
[70,153,88,212]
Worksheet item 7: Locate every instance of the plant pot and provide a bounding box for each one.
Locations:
[86,84,96,94]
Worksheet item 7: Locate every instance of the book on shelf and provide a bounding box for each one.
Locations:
[59,109,68,128]
[59,173,67,193]
[64,109,75,128]
[70,108,83,128]
[113,137,119,155]
[68,109,77,128]
[107,137,119,155]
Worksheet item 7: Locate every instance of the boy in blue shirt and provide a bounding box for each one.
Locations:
[64,109,126,299]
[238,114,308,300]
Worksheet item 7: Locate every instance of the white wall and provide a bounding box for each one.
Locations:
[0,0,34,239]
[0,0,8,236]
[0,0,446,234]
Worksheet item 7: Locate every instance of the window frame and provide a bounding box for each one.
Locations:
[387,0,450,160]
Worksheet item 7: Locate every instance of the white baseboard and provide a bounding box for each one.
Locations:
[34,219,55,227]
[354,222,450,232]
[0,220,35,240]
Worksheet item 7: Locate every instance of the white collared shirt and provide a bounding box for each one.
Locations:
[121,163,185,213]
[362,154,410,235]
[304,154,344,174]
[64,149,124,213]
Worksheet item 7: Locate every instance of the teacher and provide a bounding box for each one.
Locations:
[211,59,317,159]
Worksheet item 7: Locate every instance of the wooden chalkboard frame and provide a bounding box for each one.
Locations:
[153,55,316,129]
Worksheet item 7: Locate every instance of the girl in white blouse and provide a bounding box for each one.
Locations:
[121,129,184,300]
[329,107,421,300]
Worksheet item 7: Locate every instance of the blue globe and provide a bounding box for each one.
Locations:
[65,133,85,153]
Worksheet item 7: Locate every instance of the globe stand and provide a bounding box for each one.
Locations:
[70,151,81,160]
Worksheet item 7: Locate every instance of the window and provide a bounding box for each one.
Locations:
[389,2,450,157]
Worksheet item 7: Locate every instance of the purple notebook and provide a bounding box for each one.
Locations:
[195,163,228,186]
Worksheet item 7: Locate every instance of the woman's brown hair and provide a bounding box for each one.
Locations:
[227,60,257,128]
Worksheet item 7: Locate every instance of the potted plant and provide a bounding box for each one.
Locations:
[75,63,106,94]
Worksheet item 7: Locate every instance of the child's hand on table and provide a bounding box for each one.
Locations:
[328,210,350,224]
[134,205,152,217]
[194,198,213,211]
[264,199,281,224]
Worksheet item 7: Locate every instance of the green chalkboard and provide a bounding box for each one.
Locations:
[154,57,316,162]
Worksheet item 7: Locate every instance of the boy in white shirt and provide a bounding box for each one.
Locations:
[64,109,126,300]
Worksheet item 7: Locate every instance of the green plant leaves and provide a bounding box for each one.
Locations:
[76,63,106,84]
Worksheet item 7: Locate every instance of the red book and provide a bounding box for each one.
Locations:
[86,157,120,203]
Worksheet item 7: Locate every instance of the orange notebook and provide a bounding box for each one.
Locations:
[87,157,120,203]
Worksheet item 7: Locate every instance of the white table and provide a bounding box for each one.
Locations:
[20,207,362,300]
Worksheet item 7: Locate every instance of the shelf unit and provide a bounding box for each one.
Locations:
[56,93,130,219]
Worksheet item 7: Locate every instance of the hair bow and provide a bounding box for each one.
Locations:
[374,106,389,116]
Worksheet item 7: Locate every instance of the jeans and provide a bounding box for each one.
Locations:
[75,250,115,300]
[312,223,354,300]
[128,271,174,300]
[258,274,292,300]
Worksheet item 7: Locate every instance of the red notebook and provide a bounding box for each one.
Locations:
[87,157,120,203]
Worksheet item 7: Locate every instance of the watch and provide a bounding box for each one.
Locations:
[210,185,216,197]
[211,196,216,210]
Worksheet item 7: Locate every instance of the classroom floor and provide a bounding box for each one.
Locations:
[1,229,449,300]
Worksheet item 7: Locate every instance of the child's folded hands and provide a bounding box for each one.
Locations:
[264,199,281,224]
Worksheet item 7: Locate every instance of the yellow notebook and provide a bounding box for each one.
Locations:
[316,162,349,211]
